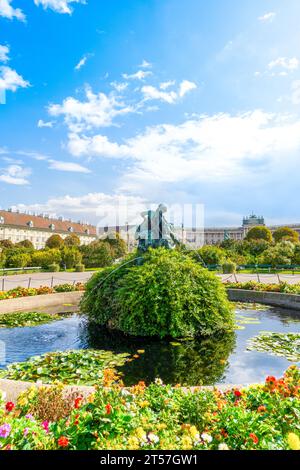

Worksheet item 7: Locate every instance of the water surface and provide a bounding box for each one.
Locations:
[0,306,299,385]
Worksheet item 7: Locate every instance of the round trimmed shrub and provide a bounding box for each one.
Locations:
[81,248,234,338]
[75,263,85,272]
[48,263,60,272]
[222,261,236,274]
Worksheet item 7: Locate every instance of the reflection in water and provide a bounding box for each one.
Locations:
[81,323,236,385]
[0,306,299,386]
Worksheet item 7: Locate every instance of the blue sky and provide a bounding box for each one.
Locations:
[1,0,300,227]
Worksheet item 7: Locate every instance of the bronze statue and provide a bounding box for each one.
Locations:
[135,204,180,252]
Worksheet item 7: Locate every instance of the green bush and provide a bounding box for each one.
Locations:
[222,261,236,274]
[75,263,85,272]
[81,248,234,338]
[80,241,114,268]
[5,252,31,268]
[31,249,62,269]
[48,263,60,272]
[60,247,82,269]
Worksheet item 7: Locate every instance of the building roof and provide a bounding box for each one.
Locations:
[0,210,97,236]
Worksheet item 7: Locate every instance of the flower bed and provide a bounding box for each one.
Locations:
[0,366,299,450]
[225,281,300,294]
[0,283,85,301]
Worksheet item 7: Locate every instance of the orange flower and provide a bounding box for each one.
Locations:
[58,436,69,448]
[249,433,259,445]
[266,376,277,387]
[257,405,266,413]
[105,403,112,415]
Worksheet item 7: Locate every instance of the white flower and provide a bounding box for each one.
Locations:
[147,432,160,444]
[155,378,163,386]
[218,443,229,450]
[121,389,131,397]
[201,433,213,443]
[0,391,6,401]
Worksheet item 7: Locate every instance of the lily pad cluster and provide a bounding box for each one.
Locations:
[0,349,130,385]
[0,311,71,329]
[247,332,300,362]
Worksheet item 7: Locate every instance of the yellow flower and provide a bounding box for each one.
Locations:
[189,426,199,439]
[287,433,300,450]
[127,436,140,450]
[157,423,167,431]
[139,400,150,408]
[135,427,147,440]
[181,435,193,450]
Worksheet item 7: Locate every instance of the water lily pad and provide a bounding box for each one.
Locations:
[0,349,131,385]
[247,332,300,362]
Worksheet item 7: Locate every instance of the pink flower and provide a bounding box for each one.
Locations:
[23,428,29,437]
[42,421,49,433]
[0,424,11,439]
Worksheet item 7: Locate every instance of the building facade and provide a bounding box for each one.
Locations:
[0,210,97,249]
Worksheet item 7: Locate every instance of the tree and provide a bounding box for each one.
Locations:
[60,247,82,269]
[245,226,272,243]
[16,240,34,250]
[80,241,113,268]
[196,245,226,266]
[45,234,64,249]
[273,227,299,244]
[64,234,81,247]
[260,241,295,267]
[0,239,14,249]
[242,239,270,259]
[103,233,127,258]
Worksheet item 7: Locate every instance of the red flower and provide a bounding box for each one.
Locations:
[249,433,259,445]
[74,397,83,409]
[58,436,69,448]
[5,402,15,412]
[234,389,242,398]
[105,403,112,415]
[266,376,277,387]
[74,414,80,426]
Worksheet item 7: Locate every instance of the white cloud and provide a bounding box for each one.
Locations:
[74,53,92,71]
[139,60,152,69]
[142,80,197,104]
[48,86,136,132]
[75,56,87,71]
[160,80,175,90]
[178,80,197,97]
[0,66,30,92]
[110,81,128,92]
[66,111,300,192]
[268,57,299,72]
[0,164,31,185]
[258,12,276,23]
[0,45,10,63]
[291,81,300,104]
[0,0,25,21]
[37,119,54,128]
[48,160,91,173]
[34,0,86,14]
[12,193,147,226]
[122,70,152,80]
